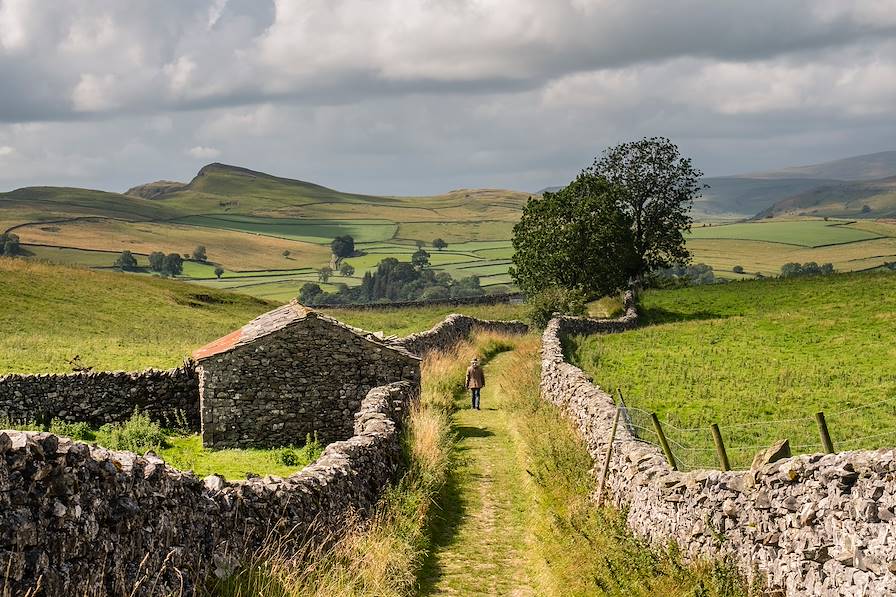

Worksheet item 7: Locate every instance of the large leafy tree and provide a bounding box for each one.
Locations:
[330,235,355,266]
[589,137,703,280]
[510,174,635,297]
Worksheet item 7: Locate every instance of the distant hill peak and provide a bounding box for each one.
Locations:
[196,162,273,179]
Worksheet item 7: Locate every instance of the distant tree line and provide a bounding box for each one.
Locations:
[113,245,212,276]
[780,262,835,278]
[300,255,484,306]
[653,263,718,287]
[0,232,21,256]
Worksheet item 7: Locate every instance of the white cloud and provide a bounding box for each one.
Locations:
[187,146,221,159]
[72,73,119,112]
[0,145,14,156]
[0,0,29,50]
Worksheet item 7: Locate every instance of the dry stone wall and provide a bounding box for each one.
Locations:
[0,381,414,596]
[0,310,529,595]
[393,314,529,356]
[0,366,199,429]
[542,293,896,596]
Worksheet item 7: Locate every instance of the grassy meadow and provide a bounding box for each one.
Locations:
[566,271,896,469]
[0,258,274,373]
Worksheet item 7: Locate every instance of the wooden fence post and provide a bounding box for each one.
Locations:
[597,407,621,508]
[650,413,678,471]
[816,411,835,454]
[711,423,731,471]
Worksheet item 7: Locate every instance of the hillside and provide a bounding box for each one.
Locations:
[745,150,896,181]
[756,175,896,219]
[0,258,274,373]
[1,163,527,300]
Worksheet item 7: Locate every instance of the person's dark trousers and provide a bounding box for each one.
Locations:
[471,388,481,409]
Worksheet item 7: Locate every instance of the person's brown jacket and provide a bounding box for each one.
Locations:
[466,365,485,389]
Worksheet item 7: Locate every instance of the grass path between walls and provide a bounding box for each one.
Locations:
[418,349,540,595]
[421,335,752,597]
[211,332,752,596]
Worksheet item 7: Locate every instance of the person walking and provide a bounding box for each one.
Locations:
[465,357,485,410]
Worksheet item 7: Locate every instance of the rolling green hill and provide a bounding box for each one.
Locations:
[0,257,274,373]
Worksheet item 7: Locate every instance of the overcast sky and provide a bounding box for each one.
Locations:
[1,0,895,195]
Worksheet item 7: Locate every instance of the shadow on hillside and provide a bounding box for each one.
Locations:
[416,423,491,594]
[637,306,726,326]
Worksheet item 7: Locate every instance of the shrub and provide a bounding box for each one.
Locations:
[49,419,93,441]
[527,287,588,328]
[95,410,166,454]
[732,265,744,274]
[272,434,323,467]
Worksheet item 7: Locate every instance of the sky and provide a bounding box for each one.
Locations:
[1,0,895,195]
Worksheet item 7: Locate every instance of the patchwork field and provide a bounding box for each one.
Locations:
[5,162,896,302]
[688,218,896,277]
[566,271,896,469]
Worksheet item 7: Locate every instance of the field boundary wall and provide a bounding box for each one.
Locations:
[0,311,528,595]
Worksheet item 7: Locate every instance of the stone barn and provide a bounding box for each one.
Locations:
[193,301,420,448]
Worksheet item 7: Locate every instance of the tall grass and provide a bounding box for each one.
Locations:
[210,332,515,596]
[499,337,752,596]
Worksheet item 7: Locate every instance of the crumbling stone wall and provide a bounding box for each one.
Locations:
[541,295,896,596]
[197,314,420,448]
[0,381,414,597]
[0,366,199,429]
[393,314,529,357]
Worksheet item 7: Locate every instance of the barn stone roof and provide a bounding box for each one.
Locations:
[192,300,420,362]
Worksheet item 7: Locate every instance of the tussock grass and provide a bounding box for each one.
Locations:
[210,332,513,596]
[499,338,751,596]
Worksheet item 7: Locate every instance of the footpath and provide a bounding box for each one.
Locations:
[419,351,540,596]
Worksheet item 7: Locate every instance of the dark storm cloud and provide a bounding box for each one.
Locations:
[0,1,894,193]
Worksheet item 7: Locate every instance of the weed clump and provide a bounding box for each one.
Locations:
[95,410,166,454]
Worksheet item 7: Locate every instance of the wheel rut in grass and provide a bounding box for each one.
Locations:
[420,350,538,596]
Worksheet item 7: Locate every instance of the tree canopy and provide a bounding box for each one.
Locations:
[589,137,702,279]
[330,235,355,263]
[432,238,447,251]
[192,245,207,261]
[510,174,635,297]
[0,232,20,257]
[114,250,138,271]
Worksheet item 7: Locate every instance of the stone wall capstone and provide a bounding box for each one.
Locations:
[541,291,896,596]
[0,366,199,429]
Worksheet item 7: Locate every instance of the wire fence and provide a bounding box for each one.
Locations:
[616,390,896,471]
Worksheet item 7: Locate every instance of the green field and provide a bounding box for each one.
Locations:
[566,271,896,469]
[175,214,399,244]
[0,258,274,373]
[688,219,883,247]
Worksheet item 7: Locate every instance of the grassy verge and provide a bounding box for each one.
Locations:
[499,338,751,596]
[566,271,896,469]
[209,332,514,596]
